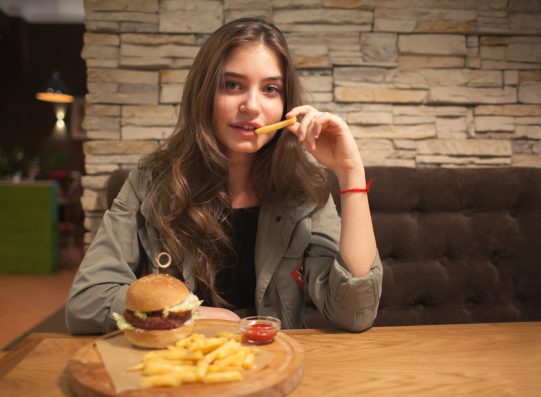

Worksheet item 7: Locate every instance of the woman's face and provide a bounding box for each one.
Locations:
[214,43,285,159]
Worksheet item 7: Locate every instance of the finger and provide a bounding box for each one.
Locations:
[303,116,317,151]
[285,118,301,137]
[319,111,349,136]
[286,105,317,119]
[306,118,322,152]
[298,110,319,143]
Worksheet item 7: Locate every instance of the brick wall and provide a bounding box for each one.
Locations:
[81,0,541,243]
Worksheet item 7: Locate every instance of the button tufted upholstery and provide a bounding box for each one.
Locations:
[360,167,541,326]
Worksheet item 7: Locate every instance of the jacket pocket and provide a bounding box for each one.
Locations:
[273,259,305,328]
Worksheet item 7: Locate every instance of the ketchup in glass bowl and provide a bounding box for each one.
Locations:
[239,316,281,345]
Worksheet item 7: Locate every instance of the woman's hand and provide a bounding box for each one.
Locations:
[196,306,241,321]
[286,105,364,176]
[288,106,376,279]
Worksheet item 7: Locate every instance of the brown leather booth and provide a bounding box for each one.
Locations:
[364,167,541,326]
[107,167,541,327]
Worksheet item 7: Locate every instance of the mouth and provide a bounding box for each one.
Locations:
[235,124,256,131]
[230,122,262,135]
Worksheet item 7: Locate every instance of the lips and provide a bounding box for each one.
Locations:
[230,121,262,133]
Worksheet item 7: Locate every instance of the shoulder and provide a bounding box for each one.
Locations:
[125,165,153,198]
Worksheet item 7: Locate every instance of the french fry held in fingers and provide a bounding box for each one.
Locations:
[254,116,297,135]
[131,331,259,388]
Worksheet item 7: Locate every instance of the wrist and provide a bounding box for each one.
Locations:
[338,178,374,195]
[334,167,366,190]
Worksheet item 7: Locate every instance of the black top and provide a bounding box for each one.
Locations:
[213,207,259,311]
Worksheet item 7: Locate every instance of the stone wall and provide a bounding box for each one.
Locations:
[81,0,541,243]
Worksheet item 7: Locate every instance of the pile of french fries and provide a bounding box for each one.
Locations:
[129,332,258,388]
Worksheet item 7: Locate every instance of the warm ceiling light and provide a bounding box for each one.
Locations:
[36,92,74,103]
[35,70,74,104]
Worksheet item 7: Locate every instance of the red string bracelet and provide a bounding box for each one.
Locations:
[338,178,375,195]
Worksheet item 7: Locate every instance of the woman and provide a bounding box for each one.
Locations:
[66,18,382,333]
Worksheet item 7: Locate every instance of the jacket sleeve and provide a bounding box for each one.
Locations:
[303,196,383,332]
[65,170,145,334]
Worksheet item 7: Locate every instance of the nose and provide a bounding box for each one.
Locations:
[240,89,261,115]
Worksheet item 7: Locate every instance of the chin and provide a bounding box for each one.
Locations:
[226,140,273,156]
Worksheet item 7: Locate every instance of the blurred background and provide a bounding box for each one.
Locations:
[0,0,85,350]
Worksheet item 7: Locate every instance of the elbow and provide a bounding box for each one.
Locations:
[350,308,378,332]
[322,299,379,333]
[65,297,109,335]
[66,284,128,335]
[335,307,378,333]
[65,299,90,335]
[65,301,82,334]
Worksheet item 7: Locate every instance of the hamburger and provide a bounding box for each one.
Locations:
[113,274,203,348]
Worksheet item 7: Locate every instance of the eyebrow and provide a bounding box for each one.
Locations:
[223,71,283,82]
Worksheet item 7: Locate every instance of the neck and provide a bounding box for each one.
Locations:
[228,153,259,209]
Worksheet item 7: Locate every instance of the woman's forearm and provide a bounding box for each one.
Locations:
[335,168,378,278]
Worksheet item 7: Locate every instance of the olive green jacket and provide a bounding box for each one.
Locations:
[66,168,383,334]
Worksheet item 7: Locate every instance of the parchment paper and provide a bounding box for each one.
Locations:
[95,326,272,393]
[95,333,145,392]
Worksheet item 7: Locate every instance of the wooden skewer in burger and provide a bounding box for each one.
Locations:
[113,252,203,348]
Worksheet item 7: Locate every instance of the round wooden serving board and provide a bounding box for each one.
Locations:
[67,319,304,397]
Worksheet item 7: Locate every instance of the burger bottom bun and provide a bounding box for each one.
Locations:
[123,321,195,349]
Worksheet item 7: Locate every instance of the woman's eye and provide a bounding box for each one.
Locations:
[224,80,241,90]
[264,86,281,95]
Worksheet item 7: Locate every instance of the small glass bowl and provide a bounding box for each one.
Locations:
[239,316,281,345]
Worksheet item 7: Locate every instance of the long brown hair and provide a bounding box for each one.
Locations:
[142,18,328,306]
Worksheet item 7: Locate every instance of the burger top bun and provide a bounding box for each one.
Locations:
[125,274,189,312]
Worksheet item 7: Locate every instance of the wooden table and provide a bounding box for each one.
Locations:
[0,322,539,397]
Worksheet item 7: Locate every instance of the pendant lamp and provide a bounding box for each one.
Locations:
[35,70,74,104]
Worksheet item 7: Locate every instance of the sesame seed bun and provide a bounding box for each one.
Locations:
[125,274,189,313]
